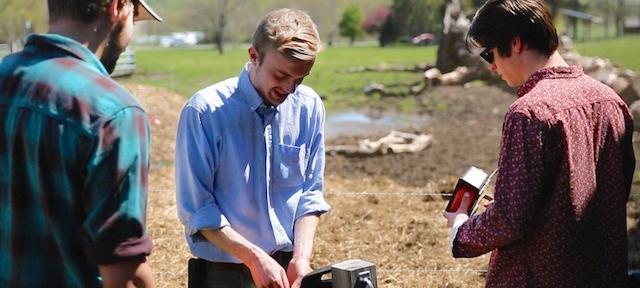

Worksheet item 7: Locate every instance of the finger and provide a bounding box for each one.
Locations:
[456,192,473,214]
[285,265,295,283]
[281,269,291,288]
[442,212,454,227]
[483,200,493,208]
[291,278,302,288]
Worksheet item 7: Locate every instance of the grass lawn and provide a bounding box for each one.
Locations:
[573,35,640,72]
[122,45,436,109]
[123,35,640,109]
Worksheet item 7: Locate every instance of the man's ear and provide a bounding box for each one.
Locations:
[512,37,524,54]
[107,0,119,22]
[248,46,260,65]
[108,0,131,22]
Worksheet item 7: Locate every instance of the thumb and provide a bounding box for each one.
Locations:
[456,192,473,214]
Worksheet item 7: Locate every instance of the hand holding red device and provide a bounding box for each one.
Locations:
[445,167,495,215]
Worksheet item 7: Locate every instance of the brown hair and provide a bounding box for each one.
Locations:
[252,8,322,63]
[467,0,558,58]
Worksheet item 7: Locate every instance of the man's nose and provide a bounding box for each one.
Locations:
[489,62,497,72]
[284,79,298,93]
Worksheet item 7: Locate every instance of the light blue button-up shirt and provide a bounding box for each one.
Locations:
[175,64,330,263]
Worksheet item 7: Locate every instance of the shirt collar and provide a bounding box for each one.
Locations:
[517,65,584,98]
[25,33,109,76]
[238,62,271,112]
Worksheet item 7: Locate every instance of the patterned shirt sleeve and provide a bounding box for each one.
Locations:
[81,107,153,264]
[453,111,547,257]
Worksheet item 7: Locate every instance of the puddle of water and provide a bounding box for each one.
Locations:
[325,109,430,140]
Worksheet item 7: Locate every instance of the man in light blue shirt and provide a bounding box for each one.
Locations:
[176,8,330,288]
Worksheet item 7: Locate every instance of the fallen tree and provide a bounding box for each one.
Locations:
[326,130,433,157]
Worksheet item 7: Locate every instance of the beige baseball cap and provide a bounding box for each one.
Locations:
[136,0,163,22]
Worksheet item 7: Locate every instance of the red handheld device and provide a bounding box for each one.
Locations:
[445,167,490,215]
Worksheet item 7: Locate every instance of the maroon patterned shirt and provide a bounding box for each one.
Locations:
[453,66,635,287]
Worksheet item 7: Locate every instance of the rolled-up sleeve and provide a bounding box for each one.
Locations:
[295,99,331,220]
[175,104,230,240]
[82,107,152,264]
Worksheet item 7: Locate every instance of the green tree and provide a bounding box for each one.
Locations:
[182,0,250,54]
[0,0,47,51]
[383,0,448,45]
[339,5,364,45]
[379,13,397,46]
[380,0,484,47]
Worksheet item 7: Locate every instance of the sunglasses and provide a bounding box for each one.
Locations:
[480,48,494,64]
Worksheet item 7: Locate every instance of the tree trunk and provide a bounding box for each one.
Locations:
[572,0,579,41]
[604,0,610,39]
[616,0,624,37]
[216,12,225,55]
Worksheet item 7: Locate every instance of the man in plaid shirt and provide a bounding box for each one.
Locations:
[0,0,161,287]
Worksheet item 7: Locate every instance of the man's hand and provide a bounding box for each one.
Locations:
[199,227,289,287]
[443,192,472,227]
[99,257,154,288]
[245,252,290,288]
[286,257,312,288]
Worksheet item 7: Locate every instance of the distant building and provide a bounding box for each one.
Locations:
[160,32,205,48]
[625,16,640,34]
[623,0,640,33]
[560,8,602,41]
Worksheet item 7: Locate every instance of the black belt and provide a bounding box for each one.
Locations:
[189,252,294,288]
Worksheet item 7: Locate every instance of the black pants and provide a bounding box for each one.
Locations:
[188,251,293,288]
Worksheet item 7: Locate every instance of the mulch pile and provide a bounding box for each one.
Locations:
[127,82,639,288]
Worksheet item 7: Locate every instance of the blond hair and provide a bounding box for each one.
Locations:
[252,8,321,62]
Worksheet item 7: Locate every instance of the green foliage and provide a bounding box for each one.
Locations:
[379,13,398,47]
[383,0,475,46]
[0,0,47,44]
[339,5,364,45]
[398,0,446,37]
[122,45,437,110]
[136,0,392,46]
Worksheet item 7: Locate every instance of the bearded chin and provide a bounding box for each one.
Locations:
[100,22,125,75]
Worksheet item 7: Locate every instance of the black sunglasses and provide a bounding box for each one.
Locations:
[480,48,494,64]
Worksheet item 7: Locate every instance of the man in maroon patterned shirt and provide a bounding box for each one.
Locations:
[443,0,635,287]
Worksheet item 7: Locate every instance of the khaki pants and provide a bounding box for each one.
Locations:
[188,251,293,288]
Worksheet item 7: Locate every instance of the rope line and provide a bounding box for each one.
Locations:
[149,189,452,197]
[150,267,488,276]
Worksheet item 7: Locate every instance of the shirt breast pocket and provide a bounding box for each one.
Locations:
[273,143,306,187]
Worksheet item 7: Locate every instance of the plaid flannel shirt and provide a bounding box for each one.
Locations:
[0,33,152,288]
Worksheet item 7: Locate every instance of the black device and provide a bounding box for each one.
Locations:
[301,259,377,288]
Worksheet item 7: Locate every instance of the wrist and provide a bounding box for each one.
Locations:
[290,255,311,265]
[452,214,469,230]
[239,246,269,268]
[291,250,312,263]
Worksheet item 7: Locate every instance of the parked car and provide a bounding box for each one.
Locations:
[411,33,434,46]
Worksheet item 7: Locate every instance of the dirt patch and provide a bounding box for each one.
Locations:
[326,85,512,187]
[125,83,187,286]
[126,82,640,288]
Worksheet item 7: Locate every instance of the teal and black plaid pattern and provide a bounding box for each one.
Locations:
[0,34,152,287]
